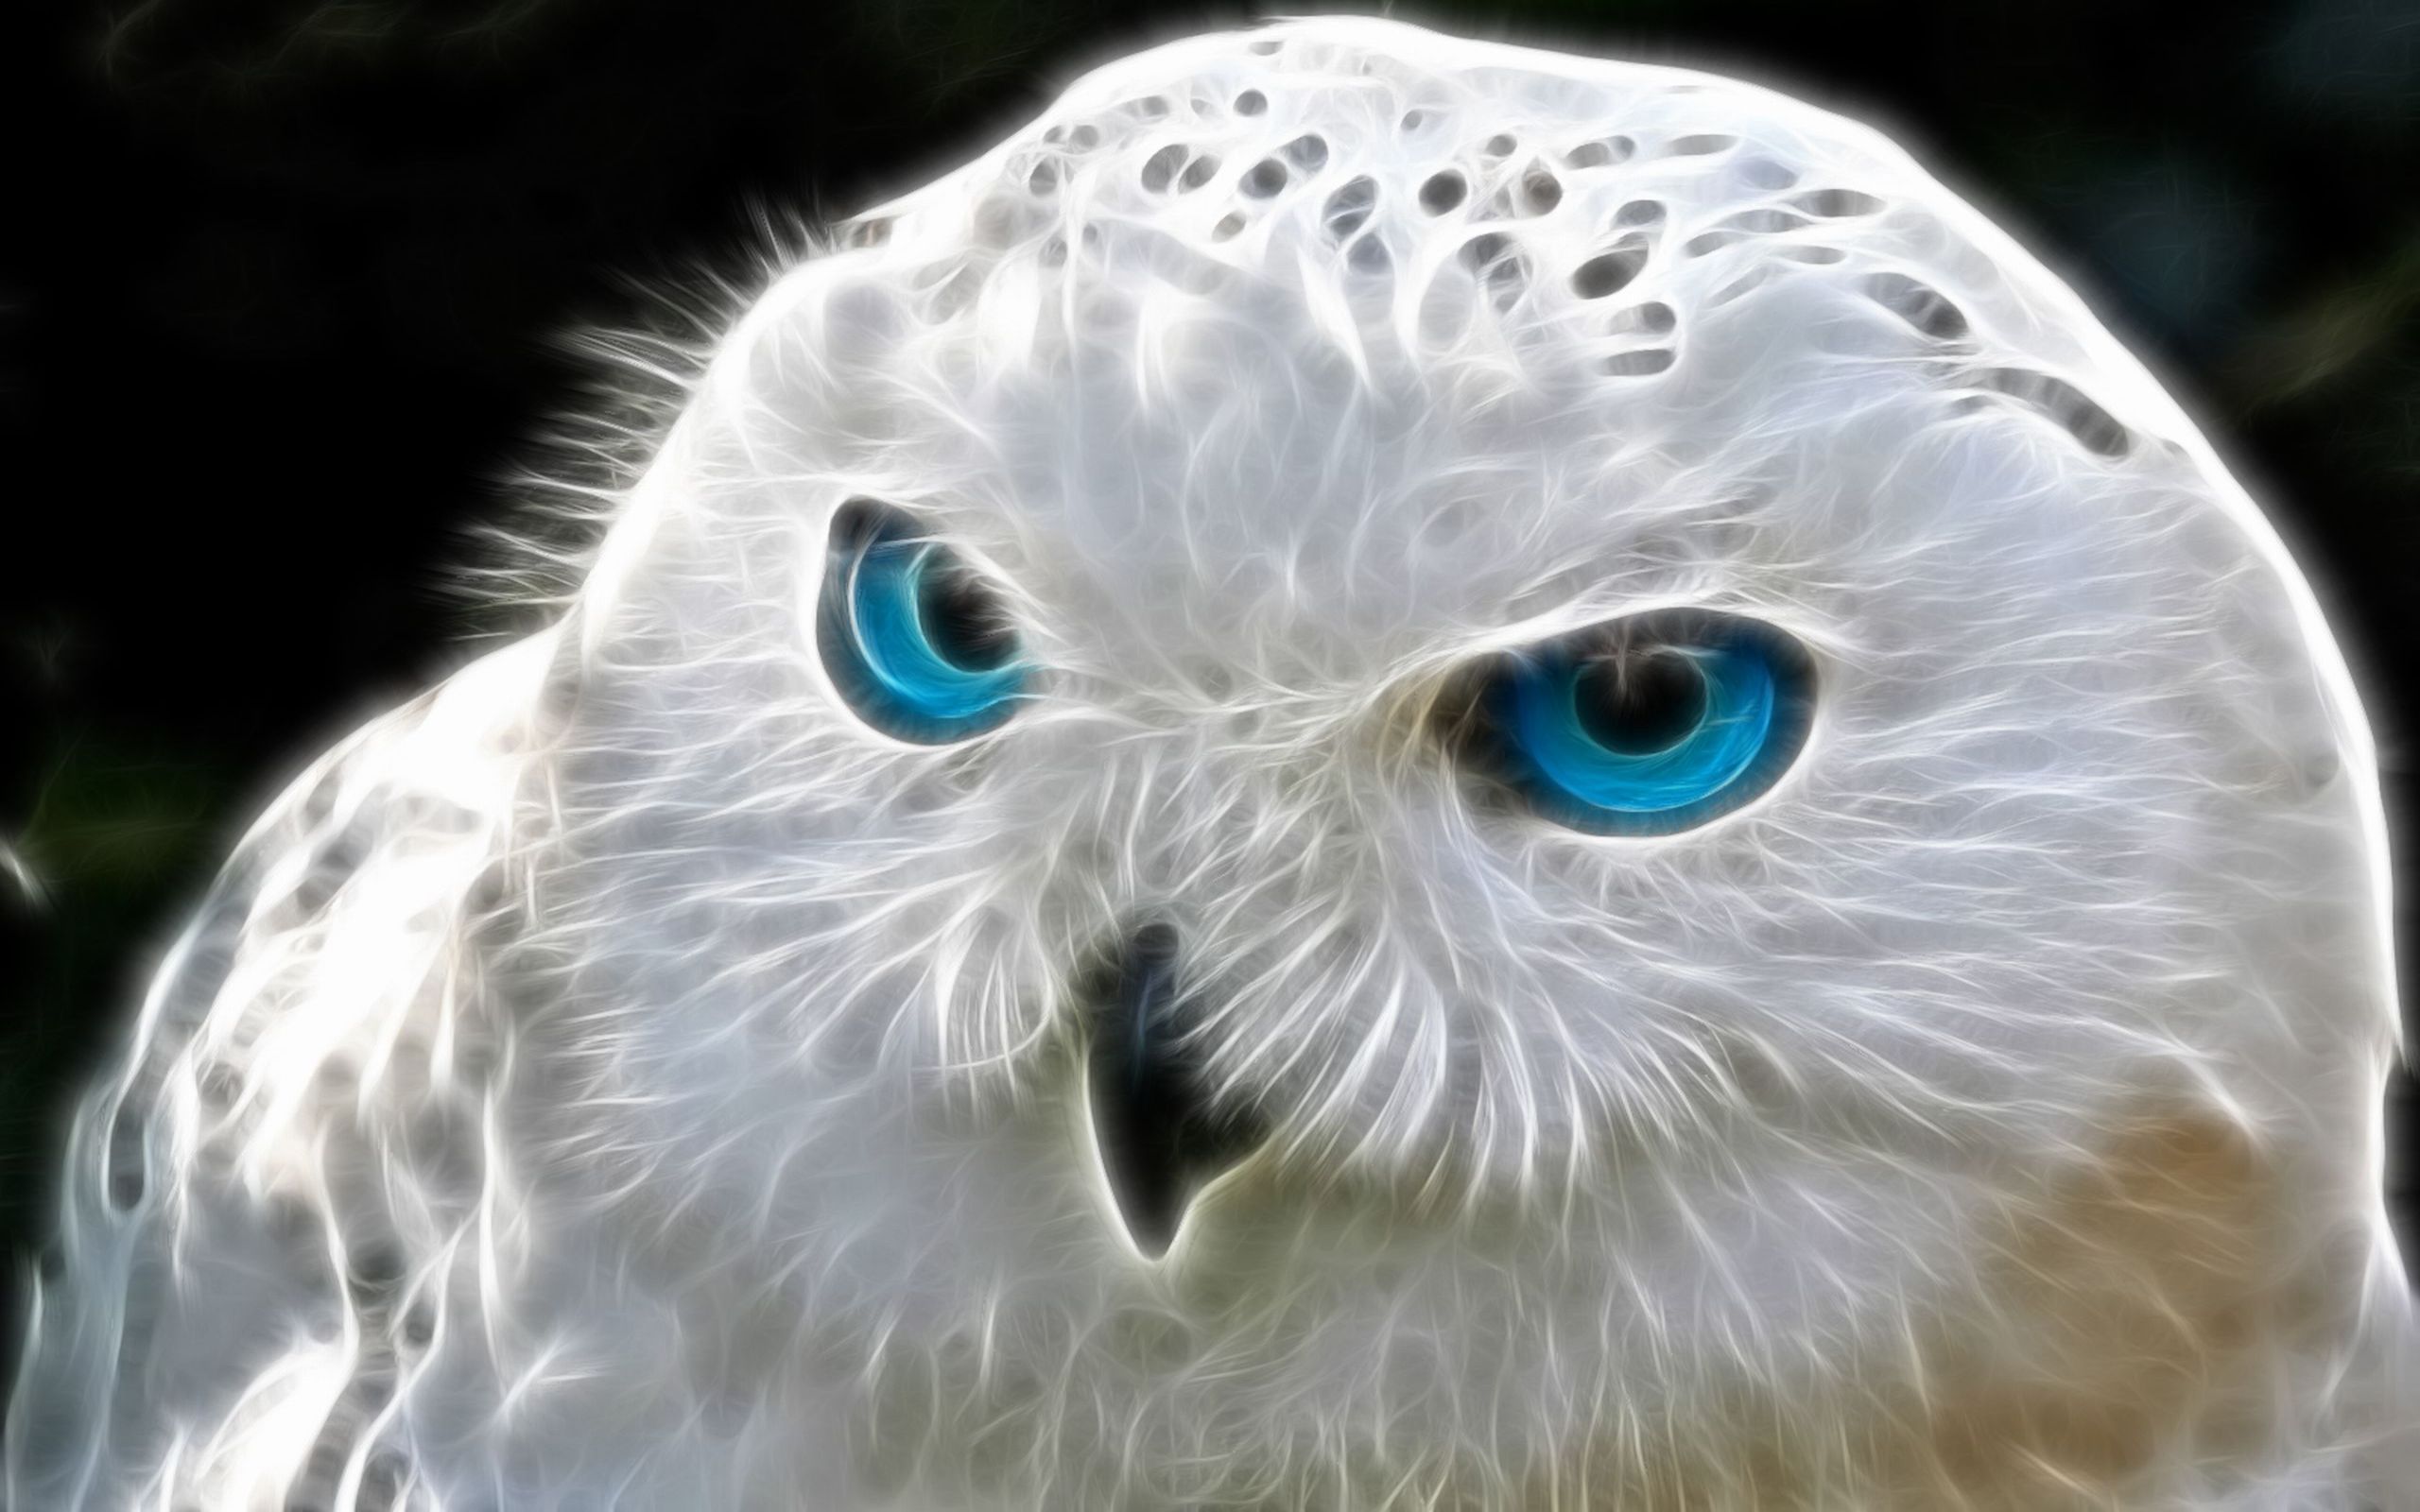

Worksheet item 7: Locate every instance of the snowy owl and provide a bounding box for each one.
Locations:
[9,15,2416,1511]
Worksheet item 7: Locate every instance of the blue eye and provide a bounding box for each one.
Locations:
[819,504,1028,743]
[1468,611,1814,836]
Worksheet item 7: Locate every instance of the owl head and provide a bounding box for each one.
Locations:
[479,15,2411,1505]
[14,15,2413,1512]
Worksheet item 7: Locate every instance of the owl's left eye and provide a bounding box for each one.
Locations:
[1453,610,1815,836]
[818,502,1028,744]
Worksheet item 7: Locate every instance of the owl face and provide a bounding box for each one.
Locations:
[501,20,2406,1505]
[32,17,2398,1512]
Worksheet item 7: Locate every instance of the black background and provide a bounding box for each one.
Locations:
[3,0,2415,1377]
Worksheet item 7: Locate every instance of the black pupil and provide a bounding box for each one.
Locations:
[1573,647,1706,754]
[916,559,1014,670]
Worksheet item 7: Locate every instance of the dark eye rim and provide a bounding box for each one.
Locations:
[1443,608,1818,837]
[817,498,1029,744]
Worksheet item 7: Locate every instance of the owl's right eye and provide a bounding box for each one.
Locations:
[817,502,1028,744]
[1446,609,1816,836]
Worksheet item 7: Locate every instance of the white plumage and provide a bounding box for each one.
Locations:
[9,17,2414,1509]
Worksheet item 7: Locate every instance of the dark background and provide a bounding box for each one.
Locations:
[2,0,2414,1374]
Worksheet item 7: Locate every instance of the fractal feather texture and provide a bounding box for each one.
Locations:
[9,17,2416,1511]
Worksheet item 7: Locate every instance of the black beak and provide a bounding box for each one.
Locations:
[1086,921,1260,1257]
